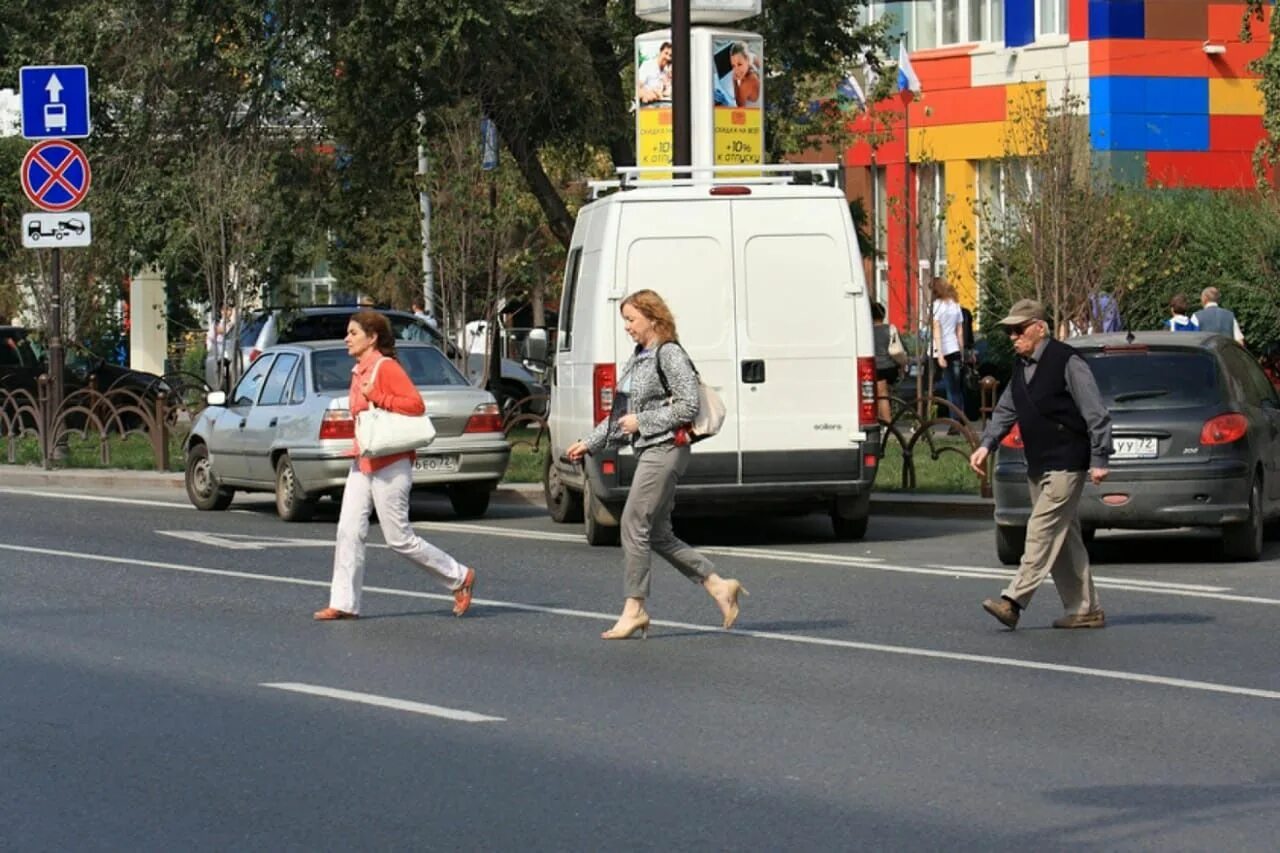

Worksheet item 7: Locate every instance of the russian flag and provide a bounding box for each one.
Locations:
[836,72,866,111]
[896,40,922,95]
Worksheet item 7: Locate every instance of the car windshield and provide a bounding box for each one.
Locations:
[311,346,469,392]
[1083,349,1220,407]
[240,314,269,347]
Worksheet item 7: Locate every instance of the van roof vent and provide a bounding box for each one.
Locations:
[589,163,841,198]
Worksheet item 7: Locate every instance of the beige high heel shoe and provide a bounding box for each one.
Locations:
[709,578,749,629]
[601,611,651,640]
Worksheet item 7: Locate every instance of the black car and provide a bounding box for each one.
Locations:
[993,332,1280,563]
[0,327,170,430]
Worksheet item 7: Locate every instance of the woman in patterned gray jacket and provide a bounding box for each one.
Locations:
[566,289,748,640]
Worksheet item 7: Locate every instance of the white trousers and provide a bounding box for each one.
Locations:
[328,458,467,614]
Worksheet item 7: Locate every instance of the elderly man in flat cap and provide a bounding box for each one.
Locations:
[968,299,1112,630]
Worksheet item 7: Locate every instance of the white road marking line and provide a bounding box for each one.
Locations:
[3,541,1280,703]
[261,682,504,722]
[157,530,335,550]
[0,488,1257,595]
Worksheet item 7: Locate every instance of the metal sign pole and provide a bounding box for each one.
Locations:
[49,247,65,459]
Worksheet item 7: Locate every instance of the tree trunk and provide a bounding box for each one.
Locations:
[582,0,636,169]
[503,132,575,249]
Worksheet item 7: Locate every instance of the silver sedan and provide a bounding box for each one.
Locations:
[184,341,511,521]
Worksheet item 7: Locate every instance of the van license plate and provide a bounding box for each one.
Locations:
[414,455,459,473]
[1111,437,1157,460]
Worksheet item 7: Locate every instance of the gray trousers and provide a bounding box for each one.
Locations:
[1002,469,1100,614]
[621,443,716,599]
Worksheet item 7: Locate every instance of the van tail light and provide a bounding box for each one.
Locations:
[1200,413,1248,445]
[319,409,354,440]
[710,186,752,196]
[1001,423,1024,449]
[593,363,616,425]
[857,356,876,428]
[464,403,504,434]
[248,348,261,363]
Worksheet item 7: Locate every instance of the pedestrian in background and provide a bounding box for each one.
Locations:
[1166,294,1198,332]
[871,301,907,425]
[565,289,748,640]
[314,310,477,621]
[931,279,966,420]
[1192,286,1245,346]
[968,299,1111,630]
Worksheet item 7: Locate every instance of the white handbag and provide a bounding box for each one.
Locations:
[354,358,436,458]
[655,343,726,442]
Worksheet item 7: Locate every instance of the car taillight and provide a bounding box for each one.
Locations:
[1001,423,1024,449]
[1200,413,1248,445]
[464,403,504,433]
[593,363,616,425]
[319,409,354,440]
[248,348,261,363]
[857,356,877,428]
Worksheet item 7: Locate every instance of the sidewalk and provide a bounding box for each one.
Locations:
[0,466,993,518]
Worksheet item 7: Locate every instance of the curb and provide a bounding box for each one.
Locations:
[0,466,991,516]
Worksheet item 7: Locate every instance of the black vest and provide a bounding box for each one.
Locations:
[1011,338,1090,477]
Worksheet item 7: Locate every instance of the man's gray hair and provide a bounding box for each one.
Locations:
[1201,286,1221,303]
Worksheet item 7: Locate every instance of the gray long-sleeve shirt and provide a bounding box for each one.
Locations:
[979,339,1112,469]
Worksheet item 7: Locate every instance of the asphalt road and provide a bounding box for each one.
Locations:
[1,484,1278,851]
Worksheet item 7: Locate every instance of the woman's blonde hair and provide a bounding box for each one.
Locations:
[620,289,679,344]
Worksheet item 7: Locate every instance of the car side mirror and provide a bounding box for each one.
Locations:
[523,328,548,365]
[206,390,227,407]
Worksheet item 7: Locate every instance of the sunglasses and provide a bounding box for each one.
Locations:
[1006,321,1038,338]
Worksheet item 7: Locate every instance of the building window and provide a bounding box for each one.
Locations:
[1037,0,1067,36]
[871,0,1004,50]
[917,162,947,273]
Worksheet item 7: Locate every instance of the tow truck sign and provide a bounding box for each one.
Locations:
[22,212,92,248]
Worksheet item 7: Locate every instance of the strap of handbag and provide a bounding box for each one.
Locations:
[364,356,389,410]
[653,341,699,399]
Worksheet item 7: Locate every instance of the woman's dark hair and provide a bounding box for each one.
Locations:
[870,301,886,322]
[350,310,397,358]
[1169,294,1189,316]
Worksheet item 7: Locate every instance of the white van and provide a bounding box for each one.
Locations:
[543,165,881,544]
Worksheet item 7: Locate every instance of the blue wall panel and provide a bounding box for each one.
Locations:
[1005,0,1035,48]
[1089,0,1146,39]
[1145,78,1208,115]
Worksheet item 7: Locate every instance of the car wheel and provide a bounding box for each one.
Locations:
[498,380,528,419]
[543,449,584,523]
[275,455,315,522]
[831,495,870,541]
[583,475,620,547]
[185,444,234,511]
[1222,477,1263,562]
[995,524,1026,566]
[449,482,492,519]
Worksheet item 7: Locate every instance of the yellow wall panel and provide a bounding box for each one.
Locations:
[1210,78,1264,116]
[943,160,978,309]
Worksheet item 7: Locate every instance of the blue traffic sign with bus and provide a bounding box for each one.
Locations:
[20,65,91,140]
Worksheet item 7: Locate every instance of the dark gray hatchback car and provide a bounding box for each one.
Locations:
[993,332,1280,563]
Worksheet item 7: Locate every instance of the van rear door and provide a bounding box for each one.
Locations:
[731,197,863,483]
[616,198,738,484]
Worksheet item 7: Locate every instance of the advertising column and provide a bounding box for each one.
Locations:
[635,34,675,179]
[709,34,763,176]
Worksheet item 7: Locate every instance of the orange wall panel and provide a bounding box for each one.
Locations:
[1208,4,1270,42]
[913,53,974,95]
[1147,150,1256,187]
[1209,115,1265,150]
[915,85,1007,127]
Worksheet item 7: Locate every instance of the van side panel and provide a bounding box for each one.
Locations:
[732,198,862,481]
[616,199,738,485]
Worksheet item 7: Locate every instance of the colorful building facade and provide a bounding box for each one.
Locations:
[843,1,1272,328]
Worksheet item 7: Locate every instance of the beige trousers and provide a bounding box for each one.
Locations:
[1003,469,1100,614]
[620,443,715,600]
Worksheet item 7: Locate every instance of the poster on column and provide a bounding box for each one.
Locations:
[712,35,763,176]
[635,34,674,179]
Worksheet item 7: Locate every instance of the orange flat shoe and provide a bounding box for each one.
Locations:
[452,567,476,617]
[313,607,358,621]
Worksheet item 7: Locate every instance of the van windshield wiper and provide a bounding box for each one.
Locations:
[1113,389,1170,403]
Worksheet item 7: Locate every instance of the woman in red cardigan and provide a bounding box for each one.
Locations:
[314,310,477,620]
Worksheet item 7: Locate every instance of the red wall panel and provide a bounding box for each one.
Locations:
[1147,150,1255,187]
[1210,115,1265,150]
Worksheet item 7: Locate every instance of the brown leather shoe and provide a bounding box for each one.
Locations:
[982,597,1020,629]
[1053,610,1106,629]
[452,567,476,617]
[313,607,358,621]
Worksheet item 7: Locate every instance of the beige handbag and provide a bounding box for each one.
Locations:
[354,358,437,457]
[655,343,726,442]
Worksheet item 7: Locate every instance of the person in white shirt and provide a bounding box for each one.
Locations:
[931,279,966,421]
